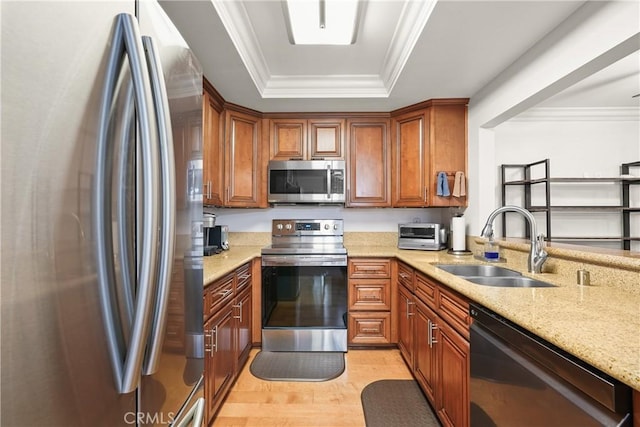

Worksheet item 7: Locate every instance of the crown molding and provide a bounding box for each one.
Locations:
[510,107,640,121]
[262,74,387,98]
[380,0,438,93]
[212,0,270,93]
[212,0,436,99]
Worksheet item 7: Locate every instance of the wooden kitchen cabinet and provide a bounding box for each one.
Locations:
[203,79,224,206]
[398,282,415,367]
[397,262,415,366]
[269,118,307,160]
[309,118,345,159]
[398,266,470,427]
[437,316,470,427]
[223,107,265,207]
[346,118,391,207]
[349,279,391,311]
[204,262,253,425]
[391,99,468,207]
[204,302,234,424]
[269,117,344,160]
[414,297,438,404]
[234,287,252,371]
[427,101,468,207]
[391,108,428,207]
[347,258,394,345]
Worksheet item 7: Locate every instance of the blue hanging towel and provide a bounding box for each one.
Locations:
[437,171,450,196]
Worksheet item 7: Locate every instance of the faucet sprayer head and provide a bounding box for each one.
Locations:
[480,223,494,238]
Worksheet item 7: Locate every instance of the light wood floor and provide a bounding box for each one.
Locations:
[212,348,414,426]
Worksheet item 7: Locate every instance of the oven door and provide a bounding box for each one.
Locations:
[261,255,348,351]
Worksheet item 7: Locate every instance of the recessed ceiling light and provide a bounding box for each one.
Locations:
[283,0,360,45]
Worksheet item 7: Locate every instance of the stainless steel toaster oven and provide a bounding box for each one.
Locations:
[398,223,447,251]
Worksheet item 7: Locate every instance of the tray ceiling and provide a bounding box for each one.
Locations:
[160,1,639,113]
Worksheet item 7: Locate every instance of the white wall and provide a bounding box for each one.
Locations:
[466,1,640,236]
[211,206,459,232]
[493,109,640,250]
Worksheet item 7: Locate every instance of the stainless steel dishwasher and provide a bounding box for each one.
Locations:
[469,304,632,427]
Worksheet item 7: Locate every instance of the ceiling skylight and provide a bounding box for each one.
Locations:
[283,0,360,45]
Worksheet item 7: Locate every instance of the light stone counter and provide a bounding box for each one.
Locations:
[203,236,640,391]
[203,246,262,285]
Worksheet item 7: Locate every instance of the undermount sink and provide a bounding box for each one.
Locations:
[434,264,557,288]
[435,264,523,277]
[464,276,557,288]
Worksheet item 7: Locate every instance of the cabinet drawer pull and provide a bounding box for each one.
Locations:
[362,328,379,333]
[406,299,415,318]
[428,320,438,348]
[204,331,211,354]
[233,302,243,322]
[205,327,218,353]
[219,289,232,298]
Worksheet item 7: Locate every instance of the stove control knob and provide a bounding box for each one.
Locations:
[324,224,330,230]
[276,223,283,230]
[285,223,292,230]
[334,224,338,230]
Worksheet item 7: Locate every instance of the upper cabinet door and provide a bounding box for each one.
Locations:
[203,88,224,206]
[391,99,468,208]
[269,117,344,160]
[269,118,307,160]
[392,110,428,207]
[224,109,265,208]
[428,102,468,208]
[309,118,345,160]
[347,118,391,207]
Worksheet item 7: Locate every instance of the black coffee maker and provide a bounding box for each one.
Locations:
[203,213,220,256]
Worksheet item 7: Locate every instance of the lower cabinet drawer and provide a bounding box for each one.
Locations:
[348,312,391,345]
[349,279,391,311]
[204,273,234,319]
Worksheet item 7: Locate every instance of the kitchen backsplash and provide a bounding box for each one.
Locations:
[209,206,462,233]
[229,232,398,247]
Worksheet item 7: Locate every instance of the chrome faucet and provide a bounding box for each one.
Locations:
[480,206,548,274]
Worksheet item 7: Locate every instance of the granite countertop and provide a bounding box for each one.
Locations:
[203,242,640,391]
[203,245,263,285]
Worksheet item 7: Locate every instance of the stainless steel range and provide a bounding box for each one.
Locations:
[261,219,348,352]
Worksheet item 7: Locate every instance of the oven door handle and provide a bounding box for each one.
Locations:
[262,255,347,267]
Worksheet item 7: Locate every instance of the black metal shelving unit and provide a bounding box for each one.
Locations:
[500,159,640,250]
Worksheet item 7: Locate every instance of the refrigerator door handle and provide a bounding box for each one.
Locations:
[141,35,176,376]
[95,13,160,394]
[115,79,136,338]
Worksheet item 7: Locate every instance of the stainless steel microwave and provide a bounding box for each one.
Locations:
[267,160,346,204]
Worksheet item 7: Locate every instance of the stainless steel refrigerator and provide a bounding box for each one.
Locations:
[1,1,204,426]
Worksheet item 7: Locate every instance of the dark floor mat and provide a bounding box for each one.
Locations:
[361,379,441,427]
[249,351,345,382]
